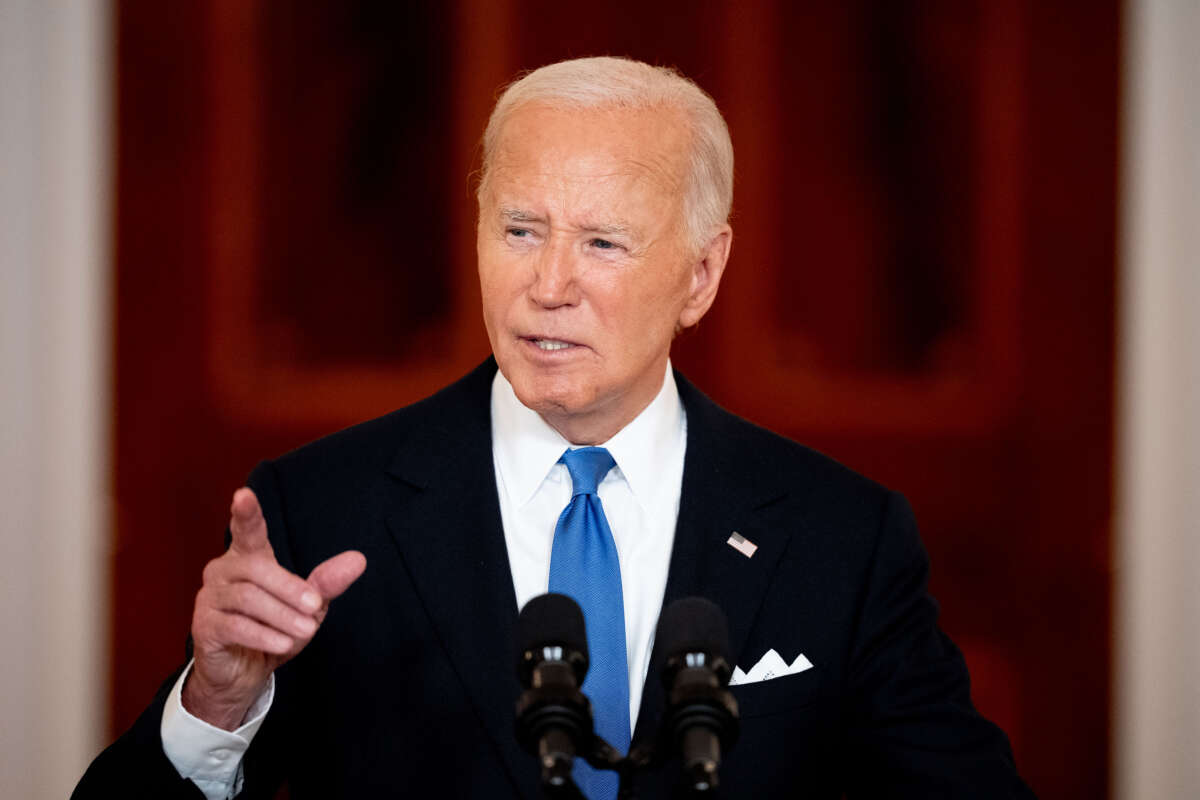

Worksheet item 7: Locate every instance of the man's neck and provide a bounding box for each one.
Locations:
[536,389,660,445]
[489,360,685,515]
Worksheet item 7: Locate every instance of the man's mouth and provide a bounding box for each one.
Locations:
[527,337,576,351]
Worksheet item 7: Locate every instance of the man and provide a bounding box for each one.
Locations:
[75,57,1033,798]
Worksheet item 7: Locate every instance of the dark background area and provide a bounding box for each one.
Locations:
[112,1,1119,796]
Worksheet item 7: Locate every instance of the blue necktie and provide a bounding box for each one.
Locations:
[548,447,629,800]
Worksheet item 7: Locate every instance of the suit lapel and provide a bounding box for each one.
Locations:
[374,362,795,789]
[381,361,539,799]
[632,374,793,749]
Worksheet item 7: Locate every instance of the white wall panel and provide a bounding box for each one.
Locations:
[1115,1,1200,797]
[0,1,111,796]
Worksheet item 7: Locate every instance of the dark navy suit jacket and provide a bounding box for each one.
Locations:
[75,359,1034,798]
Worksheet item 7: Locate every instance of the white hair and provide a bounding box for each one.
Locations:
[478,56,734,251]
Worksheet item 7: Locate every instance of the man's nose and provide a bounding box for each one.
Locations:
[528,237,580,308]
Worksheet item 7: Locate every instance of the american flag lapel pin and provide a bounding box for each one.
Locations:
[726,531,758,558]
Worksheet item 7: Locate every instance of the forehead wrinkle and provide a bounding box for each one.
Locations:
[493,135,681,188]
[625,149,686,194]
[488,102,690,180]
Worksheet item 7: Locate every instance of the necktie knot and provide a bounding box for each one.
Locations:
[560,447,616,497]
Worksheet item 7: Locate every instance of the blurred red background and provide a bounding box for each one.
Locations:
[112,1,1118,796]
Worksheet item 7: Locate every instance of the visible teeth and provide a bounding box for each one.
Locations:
[534,339,571,351]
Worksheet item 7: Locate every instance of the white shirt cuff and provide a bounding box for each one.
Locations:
[160,659,275,800]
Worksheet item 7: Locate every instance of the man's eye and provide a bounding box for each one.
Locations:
[589,238,617,250]
[507,228,530,238]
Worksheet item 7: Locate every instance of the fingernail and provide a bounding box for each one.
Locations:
[301,591,321,610]
[296,616,317,635]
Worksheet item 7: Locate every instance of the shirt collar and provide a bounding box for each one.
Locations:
[490,363,685,511]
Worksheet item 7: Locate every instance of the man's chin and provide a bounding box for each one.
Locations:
[503,356,583,400]
[511,384,588,420]
[506,370,594,414]
[507,370,638,445]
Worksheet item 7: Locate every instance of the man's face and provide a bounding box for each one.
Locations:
[477,103,726,444]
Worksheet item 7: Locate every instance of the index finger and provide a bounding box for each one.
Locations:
[229,487,270,555]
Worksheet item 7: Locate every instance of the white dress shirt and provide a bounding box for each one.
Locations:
[490,364,686,730]
[160,363,687,799]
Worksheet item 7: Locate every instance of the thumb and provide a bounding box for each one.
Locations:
[307,550,367,602]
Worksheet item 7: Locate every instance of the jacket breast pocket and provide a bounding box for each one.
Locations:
[728,668,827,719]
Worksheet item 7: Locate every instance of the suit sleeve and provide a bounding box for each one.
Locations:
[843,490,1036,799]
[71,665,208,800]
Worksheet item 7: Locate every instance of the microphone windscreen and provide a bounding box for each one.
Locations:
[656,596,729,660]
[517,593,588,661]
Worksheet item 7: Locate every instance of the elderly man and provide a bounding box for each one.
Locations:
[75,57,1033,799]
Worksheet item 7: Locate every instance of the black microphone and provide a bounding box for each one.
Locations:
[656,597,740,794]
[514,593,594,793]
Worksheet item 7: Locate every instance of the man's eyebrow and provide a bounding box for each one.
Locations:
[581,221,635,237]
[498,206,543,223]
[497,207,636,238]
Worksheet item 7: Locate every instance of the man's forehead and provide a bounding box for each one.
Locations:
[489,104,689,188]
[487,160,676,197]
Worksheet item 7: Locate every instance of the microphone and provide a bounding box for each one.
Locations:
[656,597,740,794]
[514,593,594,792]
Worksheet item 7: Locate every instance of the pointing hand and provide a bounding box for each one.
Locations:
[182,487,366,730]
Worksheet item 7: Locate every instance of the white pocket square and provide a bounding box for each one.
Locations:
[728,648,813,686]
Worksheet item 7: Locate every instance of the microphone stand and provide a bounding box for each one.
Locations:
[535,711,734,799]
[536,734,649,800]
[517,595,739,799]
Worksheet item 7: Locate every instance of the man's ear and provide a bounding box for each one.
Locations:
[678,226,732,330]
